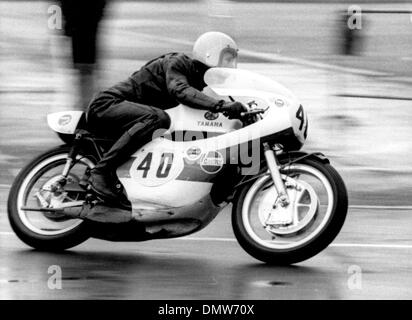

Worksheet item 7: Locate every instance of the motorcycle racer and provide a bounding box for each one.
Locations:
[7,41,348,263]
[86,31,247,203]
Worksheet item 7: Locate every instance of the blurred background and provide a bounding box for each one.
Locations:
[1,0,412,206]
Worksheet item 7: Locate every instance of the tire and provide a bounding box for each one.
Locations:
[7,145,94,251]
[232,157,348,265]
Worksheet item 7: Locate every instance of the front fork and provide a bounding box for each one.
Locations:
[60,130,96,191]
[263,143,290,207]
[61,131,83,179]
[26,131,91,212]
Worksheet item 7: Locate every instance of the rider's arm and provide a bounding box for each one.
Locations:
[165,55,223,111]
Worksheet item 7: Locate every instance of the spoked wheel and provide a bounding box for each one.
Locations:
[232,157,348,265]
[7,146,95,250]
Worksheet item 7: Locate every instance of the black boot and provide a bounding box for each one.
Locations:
[88,129,138,205]
[88,168,125,203]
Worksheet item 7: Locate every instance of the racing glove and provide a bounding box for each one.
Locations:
[215,101,248,119]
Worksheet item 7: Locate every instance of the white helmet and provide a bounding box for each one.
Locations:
[192,31,238,68]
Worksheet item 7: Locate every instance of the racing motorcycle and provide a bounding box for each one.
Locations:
[7,67,348,265]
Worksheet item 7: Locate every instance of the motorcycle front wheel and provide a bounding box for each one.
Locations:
[232,157,348,265]
[7,145,94,250]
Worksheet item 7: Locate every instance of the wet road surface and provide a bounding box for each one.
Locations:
[1,189,412,300]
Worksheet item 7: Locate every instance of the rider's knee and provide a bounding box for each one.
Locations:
[155,110,171,129]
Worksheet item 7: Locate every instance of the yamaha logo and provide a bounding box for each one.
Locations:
[204,111,219,121]
[275,99,285,107]
[58,114,72,126]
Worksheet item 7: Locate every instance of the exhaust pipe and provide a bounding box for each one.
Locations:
[21,202,133,223]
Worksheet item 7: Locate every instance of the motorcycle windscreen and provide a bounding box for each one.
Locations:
[204,67,295,99]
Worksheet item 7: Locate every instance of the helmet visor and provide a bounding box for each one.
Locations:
[218,47,238,68]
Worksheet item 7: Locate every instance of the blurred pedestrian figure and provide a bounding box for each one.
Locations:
[59,0,107,110]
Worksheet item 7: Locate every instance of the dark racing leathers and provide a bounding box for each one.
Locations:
[86,53,223,202]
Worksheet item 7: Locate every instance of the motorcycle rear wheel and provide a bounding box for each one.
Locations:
[7,145,94,250]
[232,157,348,265]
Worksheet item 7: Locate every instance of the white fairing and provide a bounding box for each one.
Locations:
[47,111,84,134]
[117,68,308,215]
